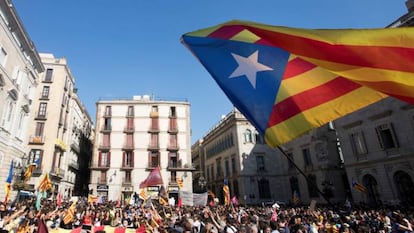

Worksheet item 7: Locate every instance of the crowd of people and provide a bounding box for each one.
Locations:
[0,195,412,233]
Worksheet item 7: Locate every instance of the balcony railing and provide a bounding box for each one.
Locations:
[29,135,45,144]
[98,144,111,150]
[147,144,159,151]
[90,162,110,170]
[121,163,134,170]
[100,126,112,133]
[122,178,132,186]
[51,167,65,179]
[34,112,47,120]
[148,127,159,133]
[167,144,179,151]
[122,144,134,150]
[69,159,79,170]
[123,126,134,133]
[147,162,160,169]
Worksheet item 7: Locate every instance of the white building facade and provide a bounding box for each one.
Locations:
[91,95,193,203]
[0,0,44,199]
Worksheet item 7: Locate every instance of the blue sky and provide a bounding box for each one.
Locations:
[13,0,407,144]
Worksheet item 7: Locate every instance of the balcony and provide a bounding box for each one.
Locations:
[98,144,111,150]
[51,167,65,179]
[167,161,196,172]
[34,112,47,121]
[70,143,80,153]
[90,162,110,170]
[146,162,160,170]
[121,162,134,170]
[100,126,112,133]
[55,138,67,151]
[167,144,180,151]
[103,111,111,118]
[148,127,159,133]
[168,126,178,134]
[97,177,107,185]
[147,144,159,151]
[122,144,134,150]
[150,111,159,118]
[69,159,79,170]
[28,135,45,145]
[123,126,134,133]
[122,178,132,186]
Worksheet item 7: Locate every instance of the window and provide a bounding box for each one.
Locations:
[169,134,178,148]
[44,69,53,82]
[258,178,271,199]
[170,106,176,117]
[287,152,295,169]
[104,118,111,131]
[126,118,134,130]
[225,159,230,177]
[216,159,222,177]
[35,122,45,136]
[302,148,312,166]
[256,155,265,171]
[38,103,47,117]
[307,174,319,198]
[41,86,50,99]
[127,106,134,116]
[376,123,399,150]
[0,46,7,67]
[125,134,133,147]
[168,152,178,167]
[123,151,133,167]
[244,129,253,143]
[1,99,15,129]
[152,105,158,112]
[150,133,158,147]
[351,131,368,155]
[231,156,237,173]
[150,151,159,167]
[125,171,131,183]
[255,132,264,144]
[99,151,110,166]
[28,149,43,166]
[64,76,69,90]
[102,134,110,146]
[206,166,210,181]
[210,165,214,180]
[104,106,111,116]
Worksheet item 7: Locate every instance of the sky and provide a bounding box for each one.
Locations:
[12,0,408,144]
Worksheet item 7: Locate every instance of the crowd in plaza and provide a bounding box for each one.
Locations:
[0,194,412,233]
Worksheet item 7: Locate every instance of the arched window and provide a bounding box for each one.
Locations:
[394,171,414,205]
[362,174,380,206]
[244,129,253,143]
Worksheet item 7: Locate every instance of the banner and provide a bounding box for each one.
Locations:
[180,191,208,206]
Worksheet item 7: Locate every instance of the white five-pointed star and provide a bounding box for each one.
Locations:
[229,50,273,88]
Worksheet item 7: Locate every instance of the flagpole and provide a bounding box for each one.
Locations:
[276,146,333,206]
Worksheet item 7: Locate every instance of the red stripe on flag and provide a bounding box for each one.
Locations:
[268,77,361,126]
[283,58,317,79]
[208,25,245,40]
[208,24,414,73]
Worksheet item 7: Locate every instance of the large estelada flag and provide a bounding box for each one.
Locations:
[181,20,414,147]
[139,166,163,188]
[4,161,13,204]
[24,157,40,181]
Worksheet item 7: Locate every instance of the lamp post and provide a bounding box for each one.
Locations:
[12,154,28,201]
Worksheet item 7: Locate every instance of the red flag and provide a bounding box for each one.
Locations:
[231,196,239,206]
[177,197,182,208]
[139,166,163,188]
[70,227,82,233]
[56,192,62,207]
[136,225,147,233]
[271,209,278,222]
[37,219,49,233]
[94,226,105,232]
[114,227,126,233]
